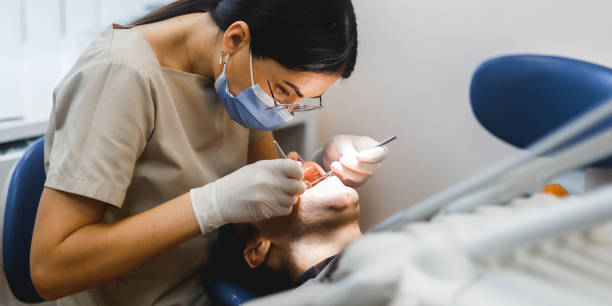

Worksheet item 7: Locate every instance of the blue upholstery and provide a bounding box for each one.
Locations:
[207,280,258,305]
[470,55,612,167]
[3,137,46,303]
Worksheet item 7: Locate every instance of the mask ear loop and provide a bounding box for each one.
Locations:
[249,49,255,86]
[219,52,230,72]
[219,51,230,65]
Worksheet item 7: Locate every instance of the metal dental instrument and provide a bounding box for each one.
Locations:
[273,140,288,159]
[376,136,398,148]
[308,169,334,187]
[308,136,398,186]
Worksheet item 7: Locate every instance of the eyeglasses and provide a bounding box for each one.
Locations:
[259,57,324,113]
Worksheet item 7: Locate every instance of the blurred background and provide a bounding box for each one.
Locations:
[1,0,612,233]
[0,0,174,124]
[322,0,612,229]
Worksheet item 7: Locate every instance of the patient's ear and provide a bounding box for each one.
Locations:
[243,238,271,268]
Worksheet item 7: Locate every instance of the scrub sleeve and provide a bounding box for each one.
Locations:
[45,60,153,207]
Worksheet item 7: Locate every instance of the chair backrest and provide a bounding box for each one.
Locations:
[470,55,612,167]
[2,137,46,303]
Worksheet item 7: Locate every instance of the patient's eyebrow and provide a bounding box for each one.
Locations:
[283,80,304,98]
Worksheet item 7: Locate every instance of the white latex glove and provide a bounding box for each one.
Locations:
[313,135,389,188]
[190,159,305,233]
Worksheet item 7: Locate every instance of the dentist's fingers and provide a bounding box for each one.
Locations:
[277,159,304,180]
[356,146,389,163]
[281,179,307,196]
[331,161,370,187]
[276,193,300,208]
[318,135,391,188]
[339,155,382,175]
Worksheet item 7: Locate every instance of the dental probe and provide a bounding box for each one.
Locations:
[273,140,288,159]
[308,136,398,186]
[376,135,398,148]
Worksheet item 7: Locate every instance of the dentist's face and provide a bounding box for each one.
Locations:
[225,45,340,105]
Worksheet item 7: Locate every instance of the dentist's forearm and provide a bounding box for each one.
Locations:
[30,189,200,300]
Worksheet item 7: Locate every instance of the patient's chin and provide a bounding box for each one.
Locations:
[301,176,359,211]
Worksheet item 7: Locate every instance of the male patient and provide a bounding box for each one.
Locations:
[200,152,363,296]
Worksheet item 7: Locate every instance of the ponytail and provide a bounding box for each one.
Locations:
[130,0,219,26]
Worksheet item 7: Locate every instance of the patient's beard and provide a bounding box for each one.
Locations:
[283,221,362,281]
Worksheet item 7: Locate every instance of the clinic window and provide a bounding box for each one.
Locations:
[0,0,172,123]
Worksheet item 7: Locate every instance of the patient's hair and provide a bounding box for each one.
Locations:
[200,224,294,296]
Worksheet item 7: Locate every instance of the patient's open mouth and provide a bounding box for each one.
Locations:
[302,161,326,188]
[287,152,327,188]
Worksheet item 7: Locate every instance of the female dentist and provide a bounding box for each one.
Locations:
[30,0,388,305]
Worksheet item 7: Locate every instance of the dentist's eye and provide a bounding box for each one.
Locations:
[275,85,291,97]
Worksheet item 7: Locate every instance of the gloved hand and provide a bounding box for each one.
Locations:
[312,135,389,188]
[190,159,305,233]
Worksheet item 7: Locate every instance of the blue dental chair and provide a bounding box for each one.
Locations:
[470,54,612,166]
[3,137,46,303]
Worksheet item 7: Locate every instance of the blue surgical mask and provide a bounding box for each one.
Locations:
[214,51,293,130]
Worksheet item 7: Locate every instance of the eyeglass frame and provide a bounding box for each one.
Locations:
[258,56,324,113]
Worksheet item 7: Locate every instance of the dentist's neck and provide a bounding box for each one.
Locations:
[179,13,225,80]
[132,12,223,80]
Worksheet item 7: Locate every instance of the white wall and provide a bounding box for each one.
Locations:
[319,0,612,230]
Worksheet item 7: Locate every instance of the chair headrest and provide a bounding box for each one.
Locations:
[470,55,612,167]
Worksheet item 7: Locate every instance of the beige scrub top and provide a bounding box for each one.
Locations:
[43,25,266,306]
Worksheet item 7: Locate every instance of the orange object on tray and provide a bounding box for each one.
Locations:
[540,184,570,197]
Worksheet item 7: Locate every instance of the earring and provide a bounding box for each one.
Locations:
[219,52,230,65]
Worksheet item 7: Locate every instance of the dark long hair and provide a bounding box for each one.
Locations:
[200,224,294,297]
[130,0,358,78]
